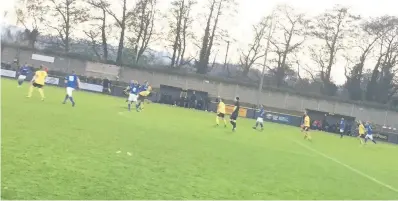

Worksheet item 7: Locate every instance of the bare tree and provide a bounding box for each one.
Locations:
[15,0,48,48]
[83,30,102,59]
[345,16,397,100]
[268,5,309,87]
[168,0,196,68]
[196,0,236,74]
[239,16,269,76]
[85,0,111,61]
[309,5,360,95]
[127,0,157,64]
[47,0,89,53]
[365,17,398,103]
[101,0,129,64]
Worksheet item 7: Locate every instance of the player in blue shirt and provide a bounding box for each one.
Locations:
[62,71,80,107]
[339,118,345,138]
[124,80,140,111]
[364,122,377,144]
[253,105,265,130]
[17,63,30,87]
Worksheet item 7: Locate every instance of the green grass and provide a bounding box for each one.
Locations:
[2,78,398,200]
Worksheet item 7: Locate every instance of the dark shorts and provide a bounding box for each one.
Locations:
[217,113,225,118]
[230,113,238,120]
[303,126,309,131]
[32,82,43,88]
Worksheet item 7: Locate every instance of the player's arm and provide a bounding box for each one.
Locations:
[124,85,130,92]
[31,72,38,83]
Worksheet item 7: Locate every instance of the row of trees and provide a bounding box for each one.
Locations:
[9,0,398,104]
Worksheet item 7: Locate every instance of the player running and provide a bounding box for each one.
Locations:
[17,63,30,87]
[357,121,365,144]
[364,121,377,144]
[27,65,48,101]
[136,81,152,111]
[216,98,227,127]
[252,105,265,130]
[229,97,240,132]
[124,80,140,112]
[62,71,80,107]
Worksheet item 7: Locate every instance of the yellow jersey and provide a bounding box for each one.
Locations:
[34,70,48,85]
[217,101,226,114]
[304,116,310,127]
[358,124,365,135]
[138,85,152,96]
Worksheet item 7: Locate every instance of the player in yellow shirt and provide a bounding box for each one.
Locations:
[216,98,227,127]
[357,121,365,144]
[136,81,152,111]
[27,66,48,100]
[302,113,311,141]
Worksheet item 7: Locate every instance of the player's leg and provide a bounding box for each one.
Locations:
[305,127,312,141]
[230,115,237,131]
[63,87,70,104]
[364,135,371,143]
[222,117,227,127]
[38,85,45,100]
[17,75,26,87]
[340,129,344,138]
[258,118,264,130]
[127,94,133,111]
[357,135,362,144]
[216,114,220,126]
[67,87,75,106]
[27,83,34,97]
[369,135,376,144]
[253,118,259,129]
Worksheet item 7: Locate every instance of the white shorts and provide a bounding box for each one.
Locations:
[128,93,138,102]
[256,117,264,123]
[340,129,344,133]
[66,87,75,97]
[365,134,373,140]
[18,75,26,80]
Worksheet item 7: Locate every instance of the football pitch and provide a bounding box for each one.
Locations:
[1,78,398,200]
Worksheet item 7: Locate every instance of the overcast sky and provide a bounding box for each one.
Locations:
[1,0,397,85]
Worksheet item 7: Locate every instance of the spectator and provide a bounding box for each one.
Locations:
[322,114,329,131]
[190,91,197,109]
[102,78,112,94]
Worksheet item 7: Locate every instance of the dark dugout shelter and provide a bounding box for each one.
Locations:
[159,85,209,110]
[306,109,356,135]
[159,85,182,105]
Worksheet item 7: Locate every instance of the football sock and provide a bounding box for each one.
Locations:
[255,122,259,128]
[216,117,219,125]
[69,97,75,105]
[27,86,34,97]
[260,123,263,128]
[372,140,376,144]
[231,121,236,129]
[63,95,69,103]
[38,88,45,99]
[18,80,23,85]
[223,119,227,126]
[128,103,131,111]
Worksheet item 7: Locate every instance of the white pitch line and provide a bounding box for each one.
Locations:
[293,140,398,194]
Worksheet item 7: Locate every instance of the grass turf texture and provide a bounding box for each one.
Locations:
[2,78,398,200]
